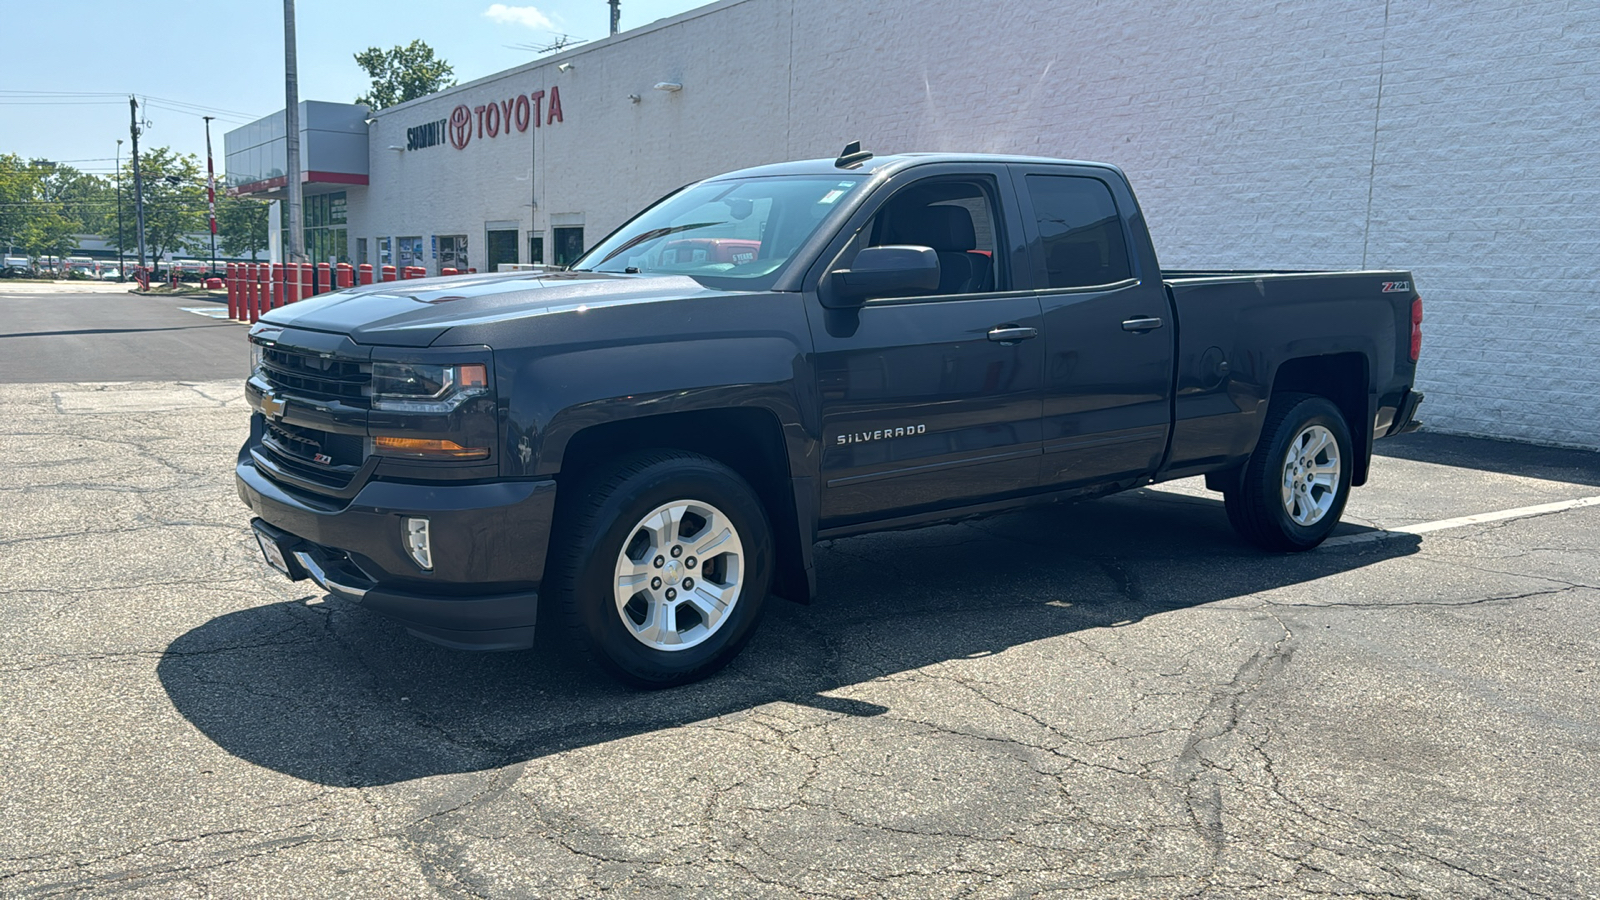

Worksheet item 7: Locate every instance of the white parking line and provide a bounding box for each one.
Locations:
[179,306,237,320]
[1324,495,1600,547]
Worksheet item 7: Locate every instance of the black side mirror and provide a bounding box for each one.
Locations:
[828,245,940,305]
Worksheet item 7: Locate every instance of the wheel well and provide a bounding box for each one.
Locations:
[556,409,811,604]
[1271,352,1371,485]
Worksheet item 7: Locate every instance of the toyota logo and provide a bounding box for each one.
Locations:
[448,104,472,150]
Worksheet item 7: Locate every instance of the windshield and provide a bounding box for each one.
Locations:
[571,175,867,288]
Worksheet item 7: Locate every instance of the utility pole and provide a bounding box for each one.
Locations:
[115,139,125,280]
[283,0,305,264]
[129,97,147,273]
[609,0,620,35]
[203,116,217,277]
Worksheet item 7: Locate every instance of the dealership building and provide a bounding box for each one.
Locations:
[224,0,1599,450]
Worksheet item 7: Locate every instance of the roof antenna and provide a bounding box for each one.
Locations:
[835,140,872,169]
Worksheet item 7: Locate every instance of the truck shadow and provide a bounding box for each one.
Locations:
[1374,431,1600,488]
[158,489,1418,787]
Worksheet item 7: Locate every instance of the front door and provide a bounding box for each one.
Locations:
[811,170,1045,526]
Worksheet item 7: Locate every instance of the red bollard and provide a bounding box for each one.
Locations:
[237,265,249,320]
[302,263,315,299]
[358,263,374,285]
[278,263,293,305]
[441,267,459,276]
[336,263,354,288]
[402,266,426,280]
[226,264,238,319]
[242,265,256,321]
[316,262,331,296]
[467,268,477,274]
[381,265,397,282]
[252,265,268,323]
[269,263,283,308]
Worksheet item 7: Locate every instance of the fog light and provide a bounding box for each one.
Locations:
[404,517,433,570]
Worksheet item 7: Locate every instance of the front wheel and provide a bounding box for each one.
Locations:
[1224,393,1353,552]
[546,451,773,688]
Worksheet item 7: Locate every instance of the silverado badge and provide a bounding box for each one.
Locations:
[837,424,927,445]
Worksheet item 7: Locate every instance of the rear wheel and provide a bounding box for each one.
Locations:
[1224,393,1353,552]
[547,451,773,688]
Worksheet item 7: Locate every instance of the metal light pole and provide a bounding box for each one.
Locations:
[283,0,305,264]
[115,139,125,280]
[609,0,621,35]
[129,96,147,272]
[203,115,217,277]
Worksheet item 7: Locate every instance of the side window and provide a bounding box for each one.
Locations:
[1025,175,1132,289]
[847,177,1004,296]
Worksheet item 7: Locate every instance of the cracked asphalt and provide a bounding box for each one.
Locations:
[3,288,1600,898]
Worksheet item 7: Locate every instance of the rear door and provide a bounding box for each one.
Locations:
[1012,165,1175,488]
[808,164,1045,526]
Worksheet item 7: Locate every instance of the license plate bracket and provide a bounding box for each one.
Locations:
[252,521,304,580]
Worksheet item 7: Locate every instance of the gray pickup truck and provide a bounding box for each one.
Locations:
[241,147,1423,686]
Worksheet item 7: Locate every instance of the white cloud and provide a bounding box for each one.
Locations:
[483,4,554,29]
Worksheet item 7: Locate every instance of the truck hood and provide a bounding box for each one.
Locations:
[257,270,744,347]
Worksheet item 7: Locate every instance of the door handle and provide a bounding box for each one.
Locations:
[1121,316,1164,333]
[987,325,1039,344]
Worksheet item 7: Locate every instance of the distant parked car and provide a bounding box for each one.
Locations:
[2,255,31,275]
[98,267,123,281]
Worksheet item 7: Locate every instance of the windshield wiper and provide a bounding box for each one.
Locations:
[595,222,720,266]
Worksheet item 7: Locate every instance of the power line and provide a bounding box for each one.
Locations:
[0,90,260,119]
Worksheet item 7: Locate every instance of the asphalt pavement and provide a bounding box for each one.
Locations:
[0,282,246,383]
[2,283,1599,898]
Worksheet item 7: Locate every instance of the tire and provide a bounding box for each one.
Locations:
[545,450,773,688]
[1224,393,1353,552]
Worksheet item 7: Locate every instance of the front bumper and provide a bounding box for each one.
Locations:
[238,454,558,651]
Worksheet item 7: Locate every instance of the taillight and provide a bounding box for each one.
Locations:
[1409,296,1423,362]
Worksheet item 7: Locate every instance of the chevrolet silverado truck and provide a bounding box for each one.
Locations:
[240,147,1424,687]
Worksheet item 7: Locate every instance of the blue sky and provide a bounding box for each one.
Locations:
[0,0,710,176]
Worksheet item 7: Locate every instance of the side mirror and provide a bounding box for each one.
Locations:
[828,245,940,304]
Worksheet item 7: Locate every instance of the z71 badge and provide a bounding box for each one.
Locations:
[1381,281,1410,293]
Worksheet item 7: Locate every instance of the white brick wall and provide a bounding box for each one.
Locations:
[352,0,1600,449]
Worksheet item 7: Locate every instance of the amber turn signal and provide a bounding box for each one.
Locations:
[373,436,489,460]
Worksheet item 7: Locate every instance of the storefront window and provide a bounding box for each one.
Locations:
[486,229,518,272]
[378,237,392,267]
[529,234,544,265]
[439,234,469,271]
[554,226,584,267]
[398,236,424,270]
[302,191,350,263]
[356,238,368,267]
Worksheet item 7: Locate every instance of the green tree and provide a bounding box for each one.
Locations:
[111,146,207,264]
[34,161,115,236]
[354,40,456,110]
[0,154,40,252]
[17,204,78,261]
[217,194,270,260]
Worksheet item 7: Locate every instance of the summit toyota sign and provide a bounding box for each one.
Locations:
[446,85,565,151]
[402,85,566,152]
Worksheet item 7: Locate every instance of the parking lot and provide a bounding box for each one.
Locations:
[3,288,1599,898]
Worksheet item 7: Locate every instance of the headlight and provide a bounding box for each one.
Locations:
[250,341,264,376]
[371,362,489,413]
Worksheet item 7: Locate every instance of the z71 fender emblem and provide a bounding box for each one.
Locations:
[1382,281,1410,293]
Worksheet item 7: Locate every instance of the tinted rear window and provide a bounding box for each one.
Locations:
[1025,175,1132,289]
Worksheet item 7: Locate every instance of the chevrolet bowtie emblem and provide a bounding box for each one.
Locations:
[263,394,287,419]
